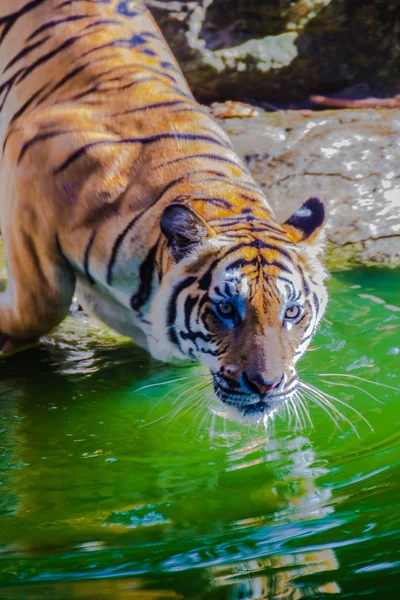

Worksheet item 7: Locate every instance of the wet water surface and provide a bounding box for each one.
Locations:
[0,269,399,599]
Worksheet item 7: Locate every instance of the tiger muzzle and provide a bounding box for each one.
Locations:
[212,371,286,413]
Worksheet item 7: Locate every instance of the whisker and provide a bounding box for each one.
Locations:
[313,384,374,433]
[285,399,294,430]
[142,376,209,418]
[171,379,211,406]
[319,379,385,406]
[195,402,214,437]
[300,383,356,433]
[169,382,212,417]
[172,387,211,433]
[191,396,213,435]
[134,372,208,393]
[295,391,314,430]
[290,396,303,432]
[209,412,217,441]
[303,373,399,393]
[140,381,211,429]
[300,388,346,435]
[300,381,370,437]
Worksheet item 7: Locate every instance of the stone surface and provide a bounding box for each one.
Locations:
[219,107,400,268]
[147,0,400,104]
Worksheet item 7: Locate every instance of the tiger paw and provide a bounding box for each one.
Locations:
[0,334,39,356]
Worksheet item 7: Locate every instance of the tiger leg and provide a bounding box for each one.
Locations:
[0,231,76,354]
[0,140,76,355]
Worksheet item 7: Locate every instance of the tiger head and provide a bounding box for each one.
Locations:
[149,198,328,418]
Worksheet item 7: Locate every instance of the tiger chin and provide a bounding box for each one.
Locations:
[0,0,328,420]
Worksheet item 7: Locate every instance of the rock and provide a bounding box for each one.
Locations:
[147,0,400,104]
[219,107,400,269]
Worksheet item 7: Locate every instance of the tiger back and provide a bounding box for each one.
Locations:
[0,0,328,418]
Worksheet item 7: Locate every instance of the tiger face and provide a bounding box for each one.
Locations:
[150,198,328,417]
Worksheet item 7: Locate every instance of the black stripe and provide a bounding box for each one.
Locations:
[219,229,288,243]
[27,15,89,41]
[130,240,159,311]
[83,230,96,284]
[10,84,49,124]
[170,86,194,101]
[156,153,247,174]
[106,176,186,286]
[83,64,138,85]
[2,129,15,154]
[117,76,157,92]
[197,183,262,199]
[171,107,208,116]
[193,197,231,209]
[228,257,291,272]
[167,276,196,347]
[312,291,320,315]
[209,217,286,238]
[0,71,21,112]
[209,214,272,225]
[78,40,177,84]
[55,234,67,262]
[81,19,122,31]
[257,239,292,260]
[15,36,80,85]
[56,0,108,7]
[106,210,145,286]
[36,64,88,104]
[23,232,46,283]
[298,331,313,347]
[160,60,180,73]
[183,295,198,331]
[198,241,292,290]
[112,100,187,117]
[53,133,229,175]
[79,36,144,56]
[4,36,50,72]
[0,0,46,45]
[297,263,310,295]
[68,84,99,100]
[186,169,225,178]
[126,63,177,84]
[141,31,160,40]
[239,193,258,203]
[197,293,211,314]
[180,328,210,345]
[67,74,157,102]
[276,275,295,290]
[198,242,250,290]
[18,130,71,163]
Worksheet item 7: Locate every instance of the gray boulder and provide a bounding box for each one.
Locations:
[220,108,400,268]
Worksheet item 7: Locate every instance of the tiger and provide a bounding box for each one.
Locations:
[0,0,328,417]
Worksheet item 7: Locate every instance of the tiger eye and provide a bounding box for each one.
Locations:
[285,305,301,320]
[218,302,235,316]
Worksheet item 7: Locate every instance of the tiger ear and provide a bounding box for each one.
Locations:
[161,204,213,262]
[281,198,325,244]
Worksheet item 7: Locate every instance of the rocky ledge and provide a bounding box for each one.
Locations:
[217,107,400,269]
[148,0,400,105]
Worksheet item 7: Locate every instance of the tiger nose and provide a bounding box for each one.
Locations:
[242,372,284,396]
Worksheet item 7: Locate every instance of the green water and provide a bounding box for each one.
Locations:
[0,269,399,599]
